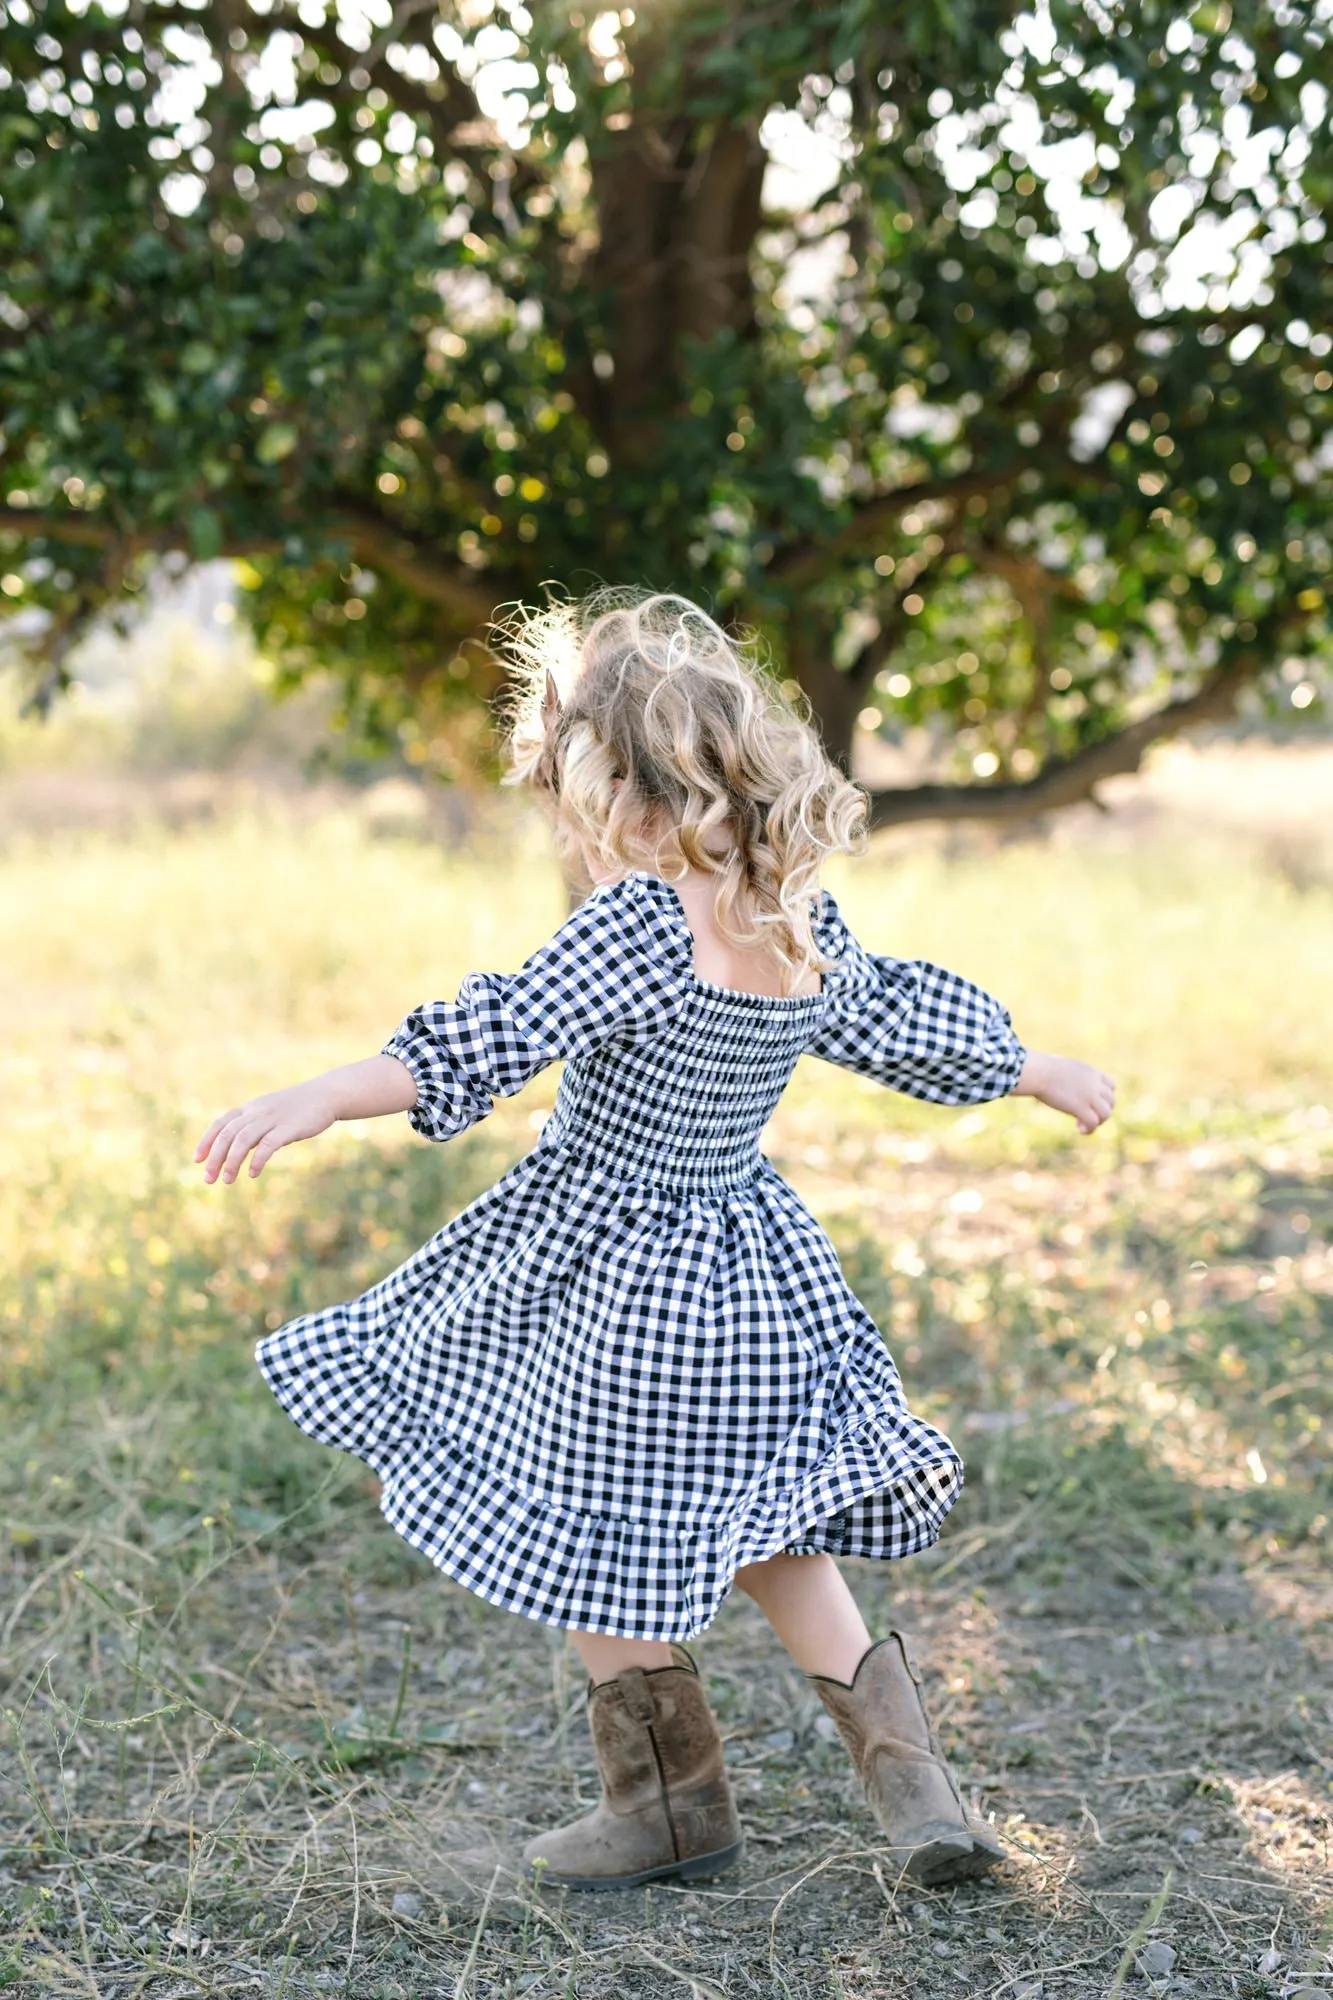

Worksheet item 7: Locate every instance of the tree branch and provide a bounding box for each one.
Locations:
[324,495,511,623]
[255,1,536,196]
[274,13,480,155]
[0,504,507,629]
[0,508,118,552]
[138,0,522,186]
[770,465,1017,586]
[19,585,102,717]
[863,656,1267,829]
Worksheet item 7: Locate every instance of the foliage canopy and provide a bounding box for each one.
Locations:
[1,0,1330,818]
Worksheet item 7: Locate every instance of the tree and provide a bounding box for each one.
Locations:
[1,0,1329,824]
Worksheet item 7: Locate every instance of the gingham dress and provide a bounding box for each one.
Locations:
[257,870,1026,1641]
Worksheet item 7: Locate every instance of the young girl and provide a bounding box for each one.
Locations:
[197,592,1114,1892]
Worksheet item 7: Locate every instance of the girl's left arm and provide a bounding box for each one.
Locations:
[1011,1048,1116,1135]
[196,1053,418,1184]
[807,895,1115,1135]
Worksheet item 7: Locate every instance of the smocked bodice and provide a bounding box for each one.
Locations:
[380,868,1026,1193]
[537,980,825,1193]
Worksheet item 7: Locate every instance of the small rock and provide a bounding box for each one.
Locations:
[1256,1948,1283,1975]
[1013,1982,1043,2000]
[390,1891,422,1920]
[814,1712,841,1742]
[985,1926,1006,1943]
[931,1940,952,1958]
[1177,1825,1204,1845]
[1137,1941,1175,1979]
[763,1728,795,1751]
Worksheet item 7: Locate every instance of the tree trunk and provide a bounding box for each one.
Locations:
[785,610,863,775]
[589,113,766,461]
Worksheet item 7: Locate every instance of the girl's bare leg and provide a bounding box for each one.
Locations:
[568,1631,674,1682]
[733,1552,873,1682]
[564,1551,871,1684]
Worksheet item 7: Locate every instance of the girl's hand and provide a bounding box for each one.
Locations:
[195,1079,341,1183]
[194,1055,418,1184]
[1014,1050,1116,1135]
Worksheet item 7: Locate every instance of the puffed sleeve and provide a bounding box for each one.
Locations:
[806,890,1026,1105]
[380,873,690,1142]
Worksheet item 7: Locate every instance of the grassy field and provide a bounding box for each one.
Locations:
[2,799,1332,2000]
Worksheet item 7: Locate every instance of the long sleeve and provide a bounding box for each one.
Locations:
[381,874,690,1142]
[806,891,1026,1105]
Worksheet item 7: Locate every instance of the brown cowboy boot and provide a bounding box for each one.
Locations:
[522,1647,744,1890]
[809,1633,1004,1885]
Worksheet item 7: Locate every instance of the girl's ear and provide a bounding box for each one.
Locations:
[542,670,561,726]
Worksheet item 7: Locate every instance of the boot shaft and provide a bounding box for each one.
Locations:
[809,1631,937,1767]
[585,1668,672,1819]
[525,1651,743,1889]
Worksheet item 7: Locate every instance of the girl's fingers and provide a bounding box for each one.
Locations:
[248,1135,285,1177]
[1051,1066,1116,1132]
[202,1116,246,1181]
[220,1122,268,1183]
[196,1110,237,1162]
[1076,1092,1113,1132]
[200,1099,313,1182]
[205,1118,252,1183]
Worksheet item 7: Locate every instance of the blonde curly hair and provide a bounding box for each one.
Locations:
[498,590,868,992]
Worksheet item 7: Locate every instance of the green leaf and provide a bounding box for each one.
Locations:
[256,423,299,465]
[188,506,224,560]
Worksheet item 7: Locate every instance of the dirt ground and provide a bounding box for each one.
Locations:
[4,1500,1330,1998]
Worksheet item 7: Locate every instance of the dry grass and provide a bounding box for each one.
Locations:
[2,796,1332,1999]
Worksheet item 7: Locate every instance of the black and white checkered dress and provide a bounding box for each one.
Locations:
[257,870,1025,1641]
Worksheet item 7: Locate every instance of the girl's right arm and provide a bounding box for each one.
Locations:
[195,1054,417,1185]
[199,875,692,1184]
